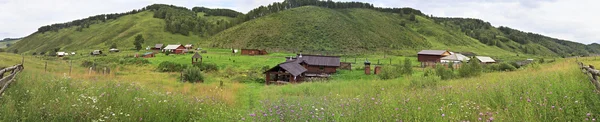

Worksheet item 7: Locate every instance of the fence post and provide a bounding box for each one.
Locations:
[45,62,47,72]
[69,60,72,76]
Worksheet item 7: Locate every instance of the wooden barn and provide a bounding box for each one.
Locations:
[185,44,193,50]
[241,49,268,55]
[418,50,450,67]
[152,44,164,50]
[264,54,340,85]
[163,44,187,54]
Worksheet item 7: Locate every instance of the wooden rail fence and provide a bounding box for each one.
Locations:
[577,62,600,91]
[0,64,24,96]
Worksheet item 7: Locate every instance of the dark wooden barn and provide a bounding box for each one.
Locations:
[241,49,268,55]
[418,50,450,67]
[264,54,340,85]
[151,44,164,51]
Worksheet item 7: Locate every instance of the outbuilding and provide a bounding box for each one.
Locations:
[151,44,164,50]
[418,50,451,67]
[241,49,268,56]
[475,56,496,64]
[264,54,340,85]
[163,44,187,54]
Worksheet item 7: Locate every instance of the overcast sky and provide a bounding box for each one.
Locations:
[0,0,597,44]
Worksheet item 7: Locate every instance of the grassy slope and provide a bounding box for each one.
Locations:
[1,52,599,121]
[210,6,515,56]
[0,39,20,48]
[8,11,204,54]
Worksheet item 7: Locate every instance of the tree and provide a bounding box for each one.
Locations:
[134,34,144,51]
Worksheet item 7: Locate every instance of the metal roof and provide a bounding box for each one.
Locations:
[154,44,164,48]
[475,56,496,63]
[164,45,183,50]
[441,53,470,61]
[297,55,341,67]
[418,50,448,55]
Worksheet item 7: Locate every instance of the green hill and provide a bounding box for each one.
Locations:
[8,11,204,54]
[0,39,21,49]
[210,6,514,56]
[7,1,598,57]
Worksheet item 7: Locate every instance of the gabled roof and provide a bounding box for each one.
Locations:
[154,44,164,48]
[192,52,202,59]
[164,44,183,50]
[418,50,449,55]
[441,53,470,61]
[475,56,496,63]
[185,44,193,47]
[296,55,341,67]
[279,62,307,76]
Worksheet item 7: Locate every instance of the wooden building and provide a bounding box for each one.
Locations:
[152,44,164,50]
[163,44,187,54]
[241,49,268,56]
[192,52,202,64]
[185,44,193,50]
[475,56,496,64]
[418,50,450,67]
[264,54,340,85]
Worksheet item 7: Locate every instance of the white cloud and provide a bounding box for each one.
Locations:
[1,0,598,44]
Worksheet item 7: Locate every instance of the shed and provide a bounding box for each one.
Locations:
[185,44,193,49]
[142,52,155,58]
[241,49,268,56]
[441,53,470,63]
[192,52,202,64]
[152,44,164,50]
[163,44,187,54]
[475,56,496,64]
[91,50,103,55]
[418,50,451,62]
[56,52,66,57]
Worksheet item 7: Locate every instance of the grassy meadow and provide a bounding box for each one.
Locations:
[0,51,599,121]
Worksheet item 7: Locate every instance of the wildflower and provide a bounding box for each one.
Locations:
[249,113,256,117]
[478,118,482,121]
[479,112,483,116]
[588,113,592,116]
[372,98,375,100]
[442,114,445,117]
[395,108,399,111]
[552,106,555,109]
[489,117,494,121]
[241,118,245,121]
[527,98,531,102]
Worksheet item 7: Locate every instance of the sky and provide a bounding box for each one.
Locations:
[0,0,598,44]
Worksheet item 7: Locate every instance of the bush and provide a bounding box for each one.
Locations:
[402,58,413,75]
[458,60,482,78]
[164,51,171,56]
[119,58,150,65]
[192,62,219,72]
[498,62,517,71]
[157,61,187,72]
[435,64,455,80]
[378,64,403,80]
[183,67,204,83]
[410,75,441,88]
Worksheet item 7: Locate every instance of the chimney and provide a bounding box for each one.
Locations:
[365,59,371,75]
[298,53,303,58]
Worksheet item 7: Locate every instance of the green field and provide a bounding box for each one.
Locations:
[1,51,599,121]
[0,39,20,48]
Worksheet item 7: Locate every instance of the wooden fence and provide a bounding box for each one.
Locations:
[0,64,24,96]
[577,62,600,91]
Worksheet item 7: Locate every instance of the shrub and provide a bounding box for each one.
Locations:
[165,51,171,56]
[459,60,482,78]
[119,58,150,65]
[435,64,455,80]
[402,58,413,75]
[193,62,219,72]
[410,75,441,88]
[379,64,402,80]
[498,62,517,71]
[183,67,204,83]
[157,61,187,72]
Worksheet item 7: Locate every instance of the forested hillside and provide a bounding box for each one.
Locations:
[7,0,598,57]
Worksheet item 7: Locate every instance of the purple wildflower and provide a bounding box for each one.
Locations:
[552,106,555,109]
[442,114,445,117]
[241,118,245,121]
[527,98,531,102]
[489,117,494,121]
[588,113,592,116]
[249,113,256,117]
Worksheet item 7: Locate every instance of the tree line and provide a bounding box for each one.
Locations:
[192,7,243,18]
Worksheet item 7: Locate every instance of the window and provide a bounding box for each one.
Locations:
[319,66,325,71]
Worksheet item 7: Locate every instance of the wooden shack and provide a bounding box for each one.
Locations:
[264,54,340,85]
[418,50,450,67]
[151,44,164,50]
[241,49,268,56]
